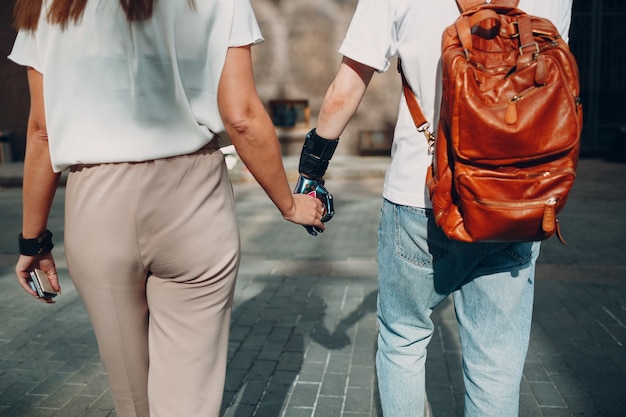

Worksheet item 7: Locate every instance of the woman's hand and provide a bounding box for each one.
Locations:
[282,194,326,232]
[15,252,61,303]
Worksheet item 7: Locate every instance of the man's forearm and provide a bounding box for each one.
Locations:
[316,57,375,139]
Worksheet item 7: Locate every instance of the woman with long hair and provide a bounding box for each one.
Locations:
[10,0,325,415]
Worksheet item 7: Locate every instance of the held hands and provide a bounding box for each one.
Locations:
[293,175,335,236]
[295,128,338,236]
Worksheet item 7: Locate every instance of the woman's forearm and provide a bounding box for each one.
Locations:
[21,131,60,238]
[224,103,296,217]
[22,67,60,239]
[218,46,296,217]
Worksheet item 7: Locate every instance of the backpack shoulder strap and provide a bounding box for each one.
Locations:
[398,60,436,154]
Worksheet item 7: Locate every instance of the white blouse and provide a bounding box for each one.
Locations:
[9,0,263,172]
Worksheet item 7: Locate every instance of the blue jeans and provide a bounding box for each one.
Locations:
[376,199,540,417]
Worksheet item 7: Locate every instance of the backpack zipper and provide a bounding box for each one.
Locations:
[474,196,559,234]
[474,196,558,208]
[505,85,542,124]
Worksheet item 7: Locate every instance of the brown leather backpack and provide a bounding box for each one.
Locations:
[402,0,582,243]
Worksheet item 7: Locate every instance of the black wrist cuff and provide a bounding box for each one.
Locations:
[19,229,54,256]
[299,129,338,179]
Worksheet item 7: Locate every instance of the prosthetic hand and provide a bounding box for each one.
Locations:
[295,129,339,236]
[294,175,334,236]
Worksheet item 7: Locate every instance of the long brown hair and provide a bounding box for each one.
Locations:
[14,0,158,30]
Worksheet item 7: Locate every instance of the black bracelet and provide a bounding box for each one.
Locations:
[298,129,339,179]
[18,229,54,256]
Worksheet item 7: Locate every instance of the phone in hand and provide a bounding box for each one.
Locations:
[28,269,58,300]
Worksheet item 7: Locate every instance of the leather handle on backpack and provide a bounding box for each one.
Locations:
[456,0,484,11]
[456,0,520,12]
[456,9,501,52]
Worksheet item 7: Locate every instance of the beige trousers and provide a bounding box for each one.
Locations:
[64,147,240,417]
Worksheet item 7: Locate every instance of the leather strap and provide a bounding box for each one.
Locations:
[399,62,428,129]
[516,14,537,69]
[456,0,484,11]
[456,0,520,12]
[398,60,436,153]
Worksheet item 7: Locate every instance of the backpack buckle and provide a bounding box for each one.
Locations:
[519,41,539,56]
[418,123,436,155]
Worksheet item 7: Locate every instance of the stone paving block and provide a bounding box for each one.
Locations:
[562,394,603,417]
[280,405,313,417]
[28,372,73,396]
[425,358,453,390]
[541,407,575,417]
[288,382,319,408]
[528,381,567,408]
[343,386,372,414]
[518,392,542,417]
[248,319,273,337]
[326,352,351,375]
[229,326,249,343]
[263,371,298,402]
[347,366,374,389]
[236,379,267,406]
[222,402,255,417]
[296,360,325,384]
[65,363,106,385]
[0,380,38,404]
[443,352,464,392]
[267,327,293,345]
[350,348,375,367]
[519,376,532,395]
[79,409,114,417]
[319,372,348,396]
[89,390,114,412]
[228,350,257,371]
[352,333,377,355]
[524,360,552,383]
[77,373,109,397]
[284,331,307,353]
[537,353,572,375]
[221,389,237,412]
[22,408,57,417]
[276,351,304,373]
[247,360,277,381]
[239,334,269,353]
[36,381,85,409]
[56,395,100,416]
[313,395,343,417]
[253,400,285,417]
[304,343,330,363]
[258,342,287,361]
[547,373,586,398]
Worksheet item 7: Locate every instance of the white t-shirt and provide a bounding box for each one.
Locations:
[339,0,573,208]
[8,0,263,172]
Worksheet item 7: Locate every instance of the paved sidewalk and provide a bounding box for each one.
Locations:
[0,156,625,417]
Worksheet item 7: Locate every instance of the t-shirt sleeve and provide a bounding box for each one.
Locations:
[338,0,397,73]
[8,30,43,73]
[556,2,573,44]
[229,0,264,47]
